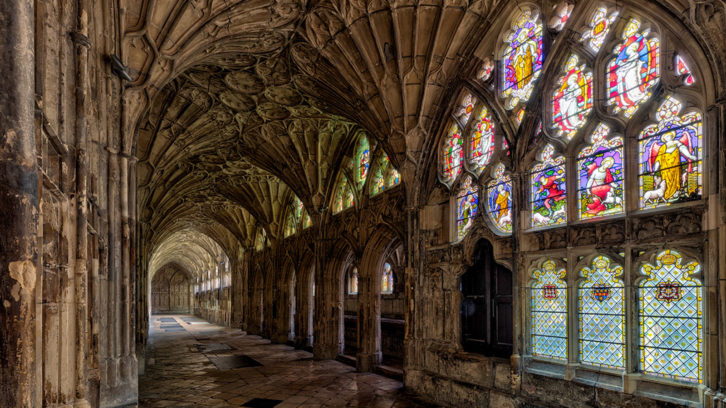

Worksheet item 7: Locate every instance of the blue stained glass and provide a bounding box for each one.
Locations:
[531,144,567,228]
[639,250,702,383]
[578,256,625,369]
[531,259,567,360]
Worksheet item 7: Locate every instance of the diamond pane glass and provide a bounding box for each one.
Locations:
[552,54,593,140]
[531,259,567,360]
[639,250,702,383]
[531,144,567,228]
[469,105,496,173]
[501,9,544,109]
[578,256,625,369]
[456,176,479,241]
[639,97,702,208]
[578,124,624,219]
[606,18,660,118]
[441,123,464,183]
[486,164,513,234]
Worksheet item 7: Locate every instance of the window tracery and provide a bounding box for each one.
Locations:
[581,7,619,53]
[371,153,400,196]
[333,175,355,214]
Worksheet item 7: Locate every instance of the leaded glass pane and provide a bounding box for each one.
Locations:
[333,176,354,214]
[441,123,464,183]
[381,263,394,295]
[355,136,371,188]
[531,259,567,360]
[469,105,496,173]
[531,144,567,228]
[577,124,624,219]
[456,176,478,241]
[639,97,702,208]
[486,164,513,234]
[578,256,625,369]
[552,54,593,140]
[639,250,702,383]
[580,7,619,53]
[606,18,660,118]
[674,54,695,86]
[501,8,544,110]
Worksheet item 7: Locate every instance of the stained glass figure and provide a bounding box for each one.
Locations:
[454,93,476,127]
[579,256,625,369]
[381,263,394,295]
[552,54,593,140]
[478,58,494,82]
[577,123,624,219]
[441,123,464,183]
[531,144,567,228]
[606,18,660,118]
[674,54,695,86]
[469,105,496,172]
[531,259,567,360]
[581,7,619,53]
[548,2,573,32]
[486,164,513,234]
[639,250,702,383]
[333,175,355,214]
[348,268,359,295]
[372,153,401,195]
[355,136,371,188]
[639,97,702,208]
[386,167,400,188]
[501,9,544,109]
[456,176,479,240]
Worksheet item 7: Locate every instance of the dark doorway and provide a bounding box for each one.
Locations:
[460,239,513,357]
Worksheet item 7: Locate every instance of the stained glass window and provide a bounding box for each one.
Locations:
[456,176,479,241]
[355,136,371,188]
[441,123,464,184]
[514,108,526,127]
[478,58,494,82]
[606,18,660,118]
[531,259,567,360]
[254,228,266,252]
[639,250,702,383]
[348,268,359,295]
[302,211,312,229]
[284,206,297,238]
[639,96,702,208]
[577,123,624,219]
[454,93,477,126]
[531,144,567,228]
[674,54,695,86]
[381,263,394,295]
[372,153,400,195]
[469,105,496,172]
[578,256,625,369]
[501,9,544,110]
[548,2,573,32]
[486,164,513,234]
[552,54,593,140]
[333,175,354,214]
[581,7,619,53]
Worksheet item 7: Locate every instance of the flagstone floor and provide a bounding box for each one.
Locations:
[139,314,434,407]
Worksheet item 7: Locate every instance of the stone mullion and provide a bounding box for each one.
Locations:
[622,247,637,394]
[0,1,38,406]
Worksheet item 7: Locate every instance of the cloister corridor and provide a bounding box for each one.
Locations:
[139,315,427,408]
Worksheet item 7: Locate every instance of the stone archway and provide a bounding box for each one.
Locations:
[151,264,192,314]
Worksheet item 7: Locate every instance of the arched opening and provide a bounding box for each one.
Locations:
[294,260,315,349]
[379,245,405,371]
[460,239,513,358]
[151,265,191,314]
[342,263,359,359]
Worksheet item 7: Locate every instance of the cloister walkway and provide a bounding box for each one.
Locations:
[138,315,431,407]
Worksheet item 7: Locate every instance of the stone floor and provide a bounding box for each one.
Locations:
[139,315,435,407]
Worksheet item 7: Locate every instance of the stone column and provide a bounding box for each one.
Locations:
[0,1,38,407]
[356,268,381,372]
[313,236,341,359]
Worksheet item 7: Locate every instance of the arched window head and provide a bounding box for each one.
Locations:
[674,54,695,86]
[332,175,354,214]
[501,8,544,110]
[348,268,359,295]
[354,135,371,188]
[606,18,660,118]
[381,263,394,295]
[578,256,625,369]
[638,250,702,383]
[552,54,593,141]
[441,122,463,184]
[639,96,702,208]
[456,176,479,241]
[469,104,496,173]
[371,153,400,196]
[530,144,566,228]
[531,259,567,360]
[577,123,624,219]
[580,7,619,53]
[486,164,512,234]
